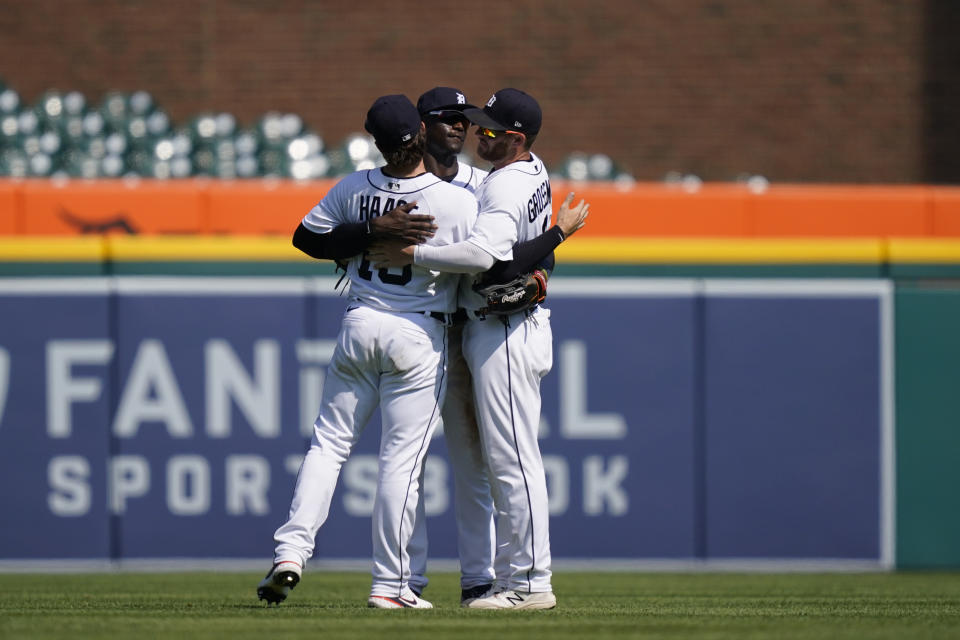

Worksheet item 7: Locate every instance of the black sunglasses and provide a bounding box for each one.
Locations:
[425,109,468,123]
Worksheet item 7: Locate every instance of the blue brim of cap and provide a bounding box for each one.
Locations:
[420,103,477,117]
[464,107,506,131]
[438,102,477,111]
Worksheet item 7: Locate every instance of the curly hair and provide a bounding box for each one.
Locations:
[382,130,426,173]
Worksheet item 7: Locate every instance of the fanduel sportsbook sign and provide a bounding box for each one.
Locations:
[0,277,892,566]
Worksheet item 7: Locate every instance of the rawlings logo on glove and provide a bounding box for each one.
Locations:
[473,269,548,316]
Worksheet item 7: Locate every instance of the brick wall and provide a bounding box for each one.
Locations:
[2,0,955,183]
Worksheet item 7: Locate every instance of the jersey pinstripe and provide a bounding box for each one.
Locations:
[449,162,489,194]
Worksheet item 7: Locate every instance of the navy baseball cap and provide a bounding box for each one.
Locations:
[464,88,542,135]
[364,94,421,152]
[416,87,475,115]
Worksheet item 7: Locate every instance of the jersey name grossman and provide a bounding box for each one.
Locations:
[527,179,551,229]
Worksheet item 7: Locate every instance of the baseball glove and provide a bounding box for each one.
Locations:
[473,269,548,316]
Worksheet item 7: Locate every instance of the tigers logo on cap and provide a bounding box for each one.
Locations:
[416,87,476,116]
[466,88,542,136]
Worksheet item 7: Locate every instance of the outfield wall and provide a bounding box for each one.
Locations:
[894,285,960,569]
[0,277,895,568]
[2,179,960,569]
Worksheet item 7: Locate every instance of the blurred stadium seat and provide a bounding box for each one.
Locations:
[0,79,634,181]
[556,151,635,186]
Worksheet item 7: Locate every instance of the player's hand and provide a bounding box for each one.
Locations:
[370,201,437,244]
[368,239,416,268]
[556,192,589,238]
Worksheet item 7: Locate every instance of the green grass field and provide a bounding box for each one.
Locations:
[2,571,959,639]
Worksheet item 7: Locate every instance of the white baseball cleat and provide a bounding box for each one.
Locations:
[256,560,302,604]
[367,587,434,609]
[466,589,557,610]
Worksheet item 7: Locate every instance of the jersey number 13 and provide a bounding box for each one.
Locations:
[358,254,412,285]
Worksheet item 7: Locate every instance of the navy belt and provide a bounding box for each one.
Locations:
[466,304,539,321]
[424,311,454,324]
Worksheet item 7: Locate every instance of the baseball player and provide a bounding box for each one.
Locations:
[257,94,478,609]
[407,86,588,605]
[404,87,495,603]
[370,88,589,609]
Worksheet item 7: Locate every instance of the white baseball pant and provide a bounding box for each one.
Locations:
[463,305,554,593]
[272,305,448,597]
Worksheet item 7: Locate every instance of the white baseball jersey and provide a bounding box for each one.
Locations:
[459,152,552,312]
[301,168,478,313]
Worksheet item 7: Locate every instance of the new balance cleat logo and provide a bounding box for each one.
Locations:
[465,589,557,610]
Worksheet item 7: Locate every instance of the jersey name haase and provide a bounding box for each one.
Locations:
[358,196,408,221]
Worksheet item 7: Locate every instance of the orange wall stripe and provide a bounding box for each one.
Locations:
[206,180,328,235]
[0,181,16,235]
[931,187,960,236]
[747,185,933,237]
[4,179,960,239]
[18,179,208,235]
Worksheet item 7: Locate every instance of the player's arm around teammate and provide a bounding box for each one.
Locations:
[369,190,588,272]
[291,194,436,261]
